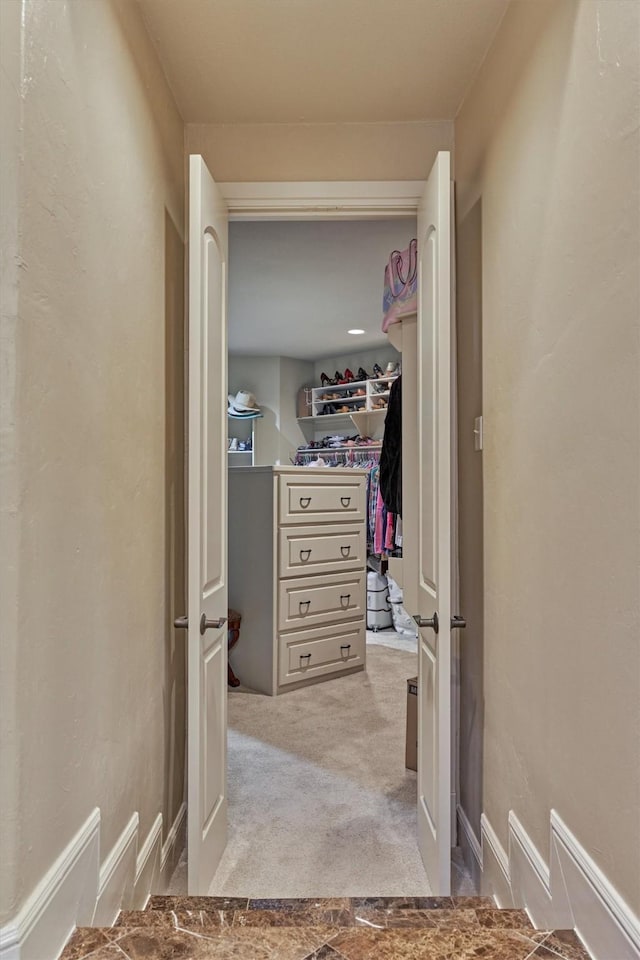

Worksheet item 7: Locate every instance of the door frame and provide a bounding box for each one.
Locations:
[219,180,426,221]
[213,174,460,857]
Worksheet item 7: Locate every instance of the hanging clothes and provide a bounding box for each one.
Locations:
[367,464,380,552]
[379,375,402,516]
[374,488,386,556]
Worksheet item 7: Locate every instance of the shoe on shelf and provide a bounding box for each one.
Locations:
[385,361,400,377]
[343,368,355,382]
[229,437,238,451]
[334,370,345,383]
[320,372,334,386]
[357,367,370,380]
[372,362,384,378]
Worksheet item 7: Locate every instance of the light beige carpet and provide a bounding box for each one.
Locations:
[204,639,431,898]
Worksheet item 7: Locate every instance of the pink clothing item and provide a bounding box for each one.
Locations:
[385,511,395,552]
[374,488,385,556]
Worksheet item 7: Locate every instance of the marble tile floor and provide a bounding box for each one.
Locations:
[59,896,593,959]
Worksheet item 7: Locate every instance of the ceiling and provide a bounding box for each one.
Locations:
[228,219,416,359]
[137,0,509,124]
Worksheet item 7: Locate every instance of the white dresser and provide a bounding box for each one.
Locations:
[228,466,367,695]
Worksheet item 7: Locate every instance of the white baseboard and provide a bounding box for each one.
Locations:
[159,801,186,892]
[480,812,513,907]
[479,809,640,960]
[92,813,139,927]
[456,804,483,891]
[457,804,483,867]
[508,810,571,929]
[131,813,163,910]
[0,809,100,960]
[551,811,640,960]
[0,802,185,960]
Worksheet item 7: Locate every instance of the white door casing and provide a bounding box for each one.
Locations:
[183,171,454,894]
[187,155,229,893]
[416,152,453,893]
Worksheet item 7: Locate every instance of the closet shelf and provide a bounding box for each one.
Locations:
[386,311,417,352]
[297,408,388,439]
[349,408,387,438]
[297,413,359,425]
[297,443,382,453]
[305,376,397,417]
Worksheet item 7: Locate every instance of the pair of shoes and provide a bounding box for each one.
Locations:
[229,437,238,451]
[357,367,369,381]
[320,371,334,386]
[372,362,384,378]
[333,368,356,384]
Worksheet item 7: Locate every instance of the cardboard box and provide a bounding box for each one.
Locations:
[405,676,418,771]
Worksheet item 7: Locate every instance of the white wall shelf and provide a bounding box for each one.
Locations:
[298,375,398,439]
[228,414,262,465]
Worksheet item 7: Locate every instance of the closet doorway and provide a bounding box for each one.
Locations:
[183,164,455,897]
[225,216,413,898]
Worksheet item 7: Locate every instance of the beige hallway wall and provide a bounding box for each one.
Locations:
[186,120,453,182]
[0,0,185,923]
[455,0,640,909]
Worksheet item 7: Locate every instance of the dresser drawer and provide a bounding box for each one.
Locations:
[279,522,365,578]
[277,571,365,632]
[279,621,366,687]
[278,474,366,525]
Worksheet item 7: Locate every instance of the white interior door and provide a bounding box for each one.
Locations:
[187,154,229,893]
[415,151,453,893]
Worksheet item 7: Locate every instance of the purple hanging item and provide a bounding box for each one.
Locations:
[382,238,418,332]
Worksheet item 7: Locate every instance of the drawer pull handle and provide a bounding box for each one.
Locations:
[340,496,351,507]
[299,496,311,508]
[339,594,351,607]
[340,643,351,655]
[340,545,351,557]
[299,600,311,615]
[299,548,312,561]
[300,653,312,666]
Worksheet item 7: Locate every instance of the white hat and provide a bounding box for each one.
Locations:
[227,390,261,416]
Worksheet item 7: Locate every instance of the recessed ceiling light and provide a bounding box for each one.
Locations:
[348,328,365,335]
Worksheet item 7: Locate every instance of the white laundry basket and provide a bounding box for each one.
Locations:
[366,570,393,630]
[387,574,418,638]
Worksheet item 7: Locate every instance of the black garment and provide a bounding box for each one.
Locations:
[379,375,402,516]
